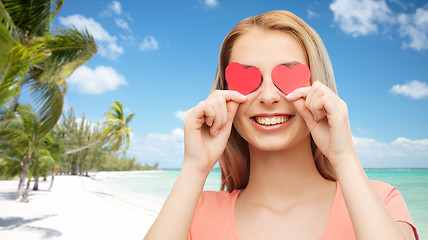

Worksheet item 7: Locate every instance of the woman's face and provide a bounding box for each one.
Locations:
[230,28,311,152]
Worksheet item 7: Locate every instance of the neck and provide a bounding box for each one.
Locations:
[243,136,330,205]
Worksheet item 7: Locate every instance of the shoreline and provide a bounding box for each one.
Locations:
[0,174,161,240]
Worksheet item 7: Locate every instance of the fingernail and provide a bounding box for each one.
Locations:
[286,92,294,99]
[240,94,247,99]
[314,115,317,121]
[214,130,219,136]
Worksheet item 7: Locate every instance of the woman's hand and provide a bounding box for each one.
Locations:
[286,81,357,169]
[183,90,247,175]
[287,81,417,240]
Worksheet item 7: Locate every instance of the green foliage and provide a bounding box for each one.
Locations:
[2,0,54,39]
[42,27,97,92]
[52,107,152,175]
[0,22,13,80]
[98,101,134,153]
[0,0,97,110]
[98,155,158,172]
[0,157,21,180]
[0,39,48,107]
[0,0,97,191]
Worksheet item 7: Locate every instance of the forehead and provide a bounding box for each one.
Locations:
[229,29,307,70]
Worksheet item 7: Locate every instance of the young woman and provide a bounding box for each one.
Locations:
[145,10,418,240]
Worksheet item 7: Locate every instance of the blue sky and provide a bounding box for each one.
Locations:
[52,0,428,168]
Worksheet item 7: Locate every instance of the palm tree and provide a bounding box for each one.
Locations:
[41,133,62,191]
[0,0,97,197]
[64,101,135,155]
[0,0,97,111]
[30,133,59,191]
[0,104,61,201]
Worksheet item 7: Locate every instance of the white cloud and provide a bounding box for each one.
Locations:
[59,14,115,42]
[128,129,185,168]
[353,136,428,168]
[389,0,413,10]
[107,1,133,33]
[175,110,188,121]
[330,0,394,37]
[140,35,159,51]
[97,42,124,60]
[204,0,219,8]
[59,14,124,59]
[67,65,127,94]
[329,1,428,51]
[307,9,320,19]
[110,1,122,15]
[390,80,428,99]
[356,127,371,134]
[398,6,428,50]
[115,18,131,32]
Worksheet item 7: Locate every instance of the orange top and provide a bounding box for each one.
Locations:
[188,181,418,240]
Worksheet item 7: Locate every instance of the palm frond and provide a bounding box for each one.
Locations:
[15,104,39,141]
[0,23,13,106]
[0,2,18,37]
[41,27,97,91]
[51,0,64,18]
[42,133,61,161]
[0,157,22,179]
[125,113,135,125]
[0,115,29,158]
[0,24,12,72]
[0,39,48,108]
[31,80,63,139]
[3,0,52,38]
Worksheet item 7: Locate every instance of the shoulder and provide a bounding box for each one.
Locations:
[198,190,237,204]
[370,180,419,239]
[189,190,240,239]
[369,180,407,209]
[370,180,396,198]
[195,190,239,215]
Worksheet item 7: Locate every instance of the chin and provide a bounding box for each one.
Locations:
[245,129,312,153]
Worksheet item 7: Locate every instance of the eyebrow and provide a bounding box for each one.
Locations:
[280,61,301,67]
[240,61,302,69]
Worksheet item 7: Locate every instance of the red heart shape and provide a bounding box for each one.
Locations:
[225,62,262,95]
[271,64,311,94]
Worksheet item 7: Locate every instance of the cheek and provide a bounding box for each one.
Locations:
[233,106,246,131]
[232,103,251,138]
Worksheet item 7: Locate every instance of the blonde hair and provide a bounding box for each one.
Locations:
[211,10,337,192]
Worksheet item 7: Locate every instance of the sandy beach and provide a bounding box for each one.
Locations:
[0,174,163,240]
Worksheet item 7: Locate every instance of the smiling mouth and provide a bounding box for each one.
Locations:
[252,115,294,126]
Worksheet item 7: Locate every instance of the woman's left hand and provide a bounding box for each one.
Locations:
[286,81,357,169]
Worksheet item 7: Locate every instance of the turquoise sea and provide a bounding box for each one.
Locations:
[103,169,428,238]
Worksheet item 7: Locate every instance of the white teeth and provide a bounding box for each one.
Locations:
[255,116,290,126]
[271,118,276,125]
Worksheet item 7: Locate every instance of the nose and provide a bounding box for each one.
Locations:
[257,74,281,105]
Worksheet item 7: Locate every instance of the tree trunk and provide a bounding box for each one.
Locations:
[32,172,39,191]
[16,156,31,201]
[79,162,84,176]
[48,169,57,191]
[23,177,32,199]
[64,136,110,155]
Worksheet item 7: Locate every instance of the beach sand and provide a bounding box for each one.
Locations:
[0,174,162,240]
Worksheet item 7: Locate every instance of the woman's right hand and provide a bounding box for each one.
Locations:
[183,90,247,176]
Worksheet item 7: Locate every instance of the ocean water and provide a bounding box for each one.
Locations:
[103,169,427,238]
